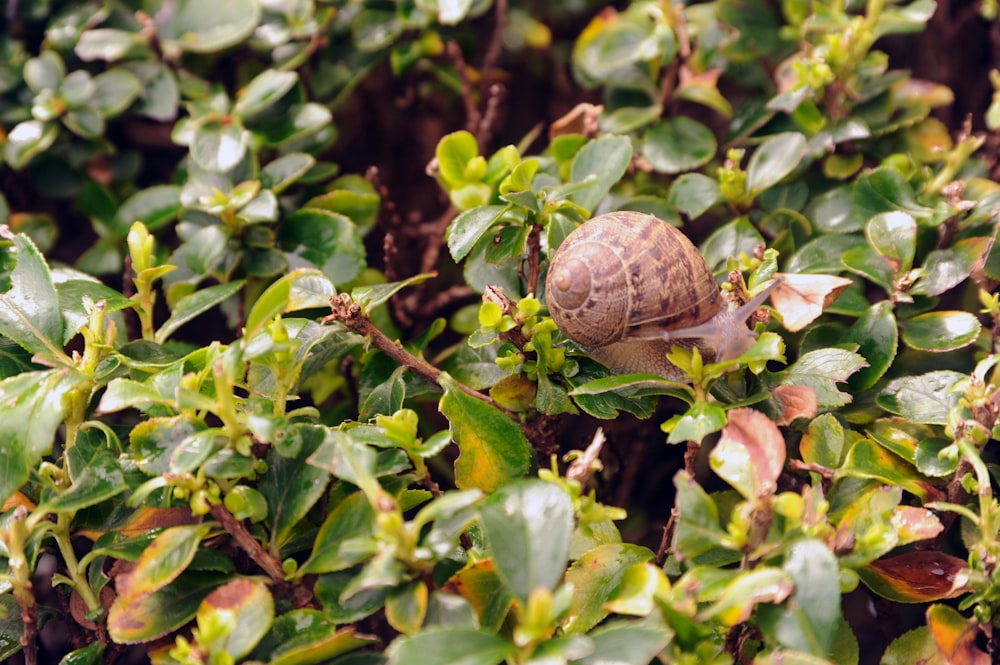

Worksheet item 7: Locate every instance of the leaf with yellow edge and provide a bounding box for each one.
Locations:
[439,373,533,492]
[117,523,211,602]
[926,604,990,665]
[698,567,793,626]
[858,551,967,603]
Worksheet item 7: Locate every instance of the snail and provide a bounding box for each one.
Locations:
[545,211,775,380]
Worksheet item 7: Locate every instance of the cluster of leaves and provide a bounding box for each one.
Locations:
[1,0,1000,664]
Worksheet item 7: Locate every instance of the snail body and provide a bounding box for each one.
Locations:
[545,211,771,379]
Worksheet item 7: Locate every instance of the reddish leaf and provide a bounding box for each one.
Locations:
[772,384,818,425]
[710,408,785,499]
[771,273,853,332]
[859,551,968,603]
[891,506,943,546]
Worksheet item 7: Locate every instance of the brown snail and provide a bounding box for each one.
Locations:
[545,211,774,380]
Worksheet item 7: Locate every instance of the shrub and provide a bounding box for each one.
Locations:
[1,1,999,664]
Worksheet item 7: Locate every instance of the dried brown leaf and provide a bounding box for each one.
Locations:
[771,273,853,332]
[549,102,604,139]
[772,384,818,425]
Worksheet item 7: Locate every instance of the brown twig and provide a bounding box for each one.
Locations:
[209,503,285,583]
[415,284,477,320]
[656,507,678,566]
[479,0,507,102]
[324,293,512,415]
[447,41,482,143]
[524,224,543,295]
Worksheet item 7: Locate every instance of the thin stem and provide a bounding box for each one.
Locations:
[209,503,286,583]
[52,511,101,613]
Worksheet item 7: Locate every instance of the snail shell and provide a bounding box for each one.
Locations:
[545,211,765,378]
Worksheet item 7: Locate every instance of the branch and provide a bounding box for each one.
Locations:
[209,503,285,583]
[324,294,512,414]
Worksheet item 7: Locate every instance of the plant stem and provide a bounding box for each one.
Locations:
[325,294,511,415]
[52,511,102,613]
[209,503,286,583]
[5,508,38,665]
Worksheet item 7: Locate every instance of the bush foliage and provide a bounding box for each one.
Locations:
[2,0,1000,664]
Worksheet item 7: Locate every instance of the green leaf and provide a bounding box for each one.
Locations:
[564,544,653,633]
[746,132,807,194]
[448,561,515,631]
[63,107,105,139]
[780,348,868,408]
[40,430,127,512]
[75,28,141,62]
[305,429,379,492]
[156,280,245,344]
[0,370,82,504]
[156,0,262,53]
[386,627,517,665]
[252,610,374,664]
[478,479,574,603]
[244,268,334,339]
[667,173,722,219]
[866,211,917,272]
[600,105,663,134]
[280,209,366,284]
[130,415,206,475]
[262,153,316,194]
[699,567,794,626]
[58,642,106,665]
[563,365,664,420]
[436,130,481,186]
[800,413,846,469]
[351,273,437,312]
[569,135,633,212]
[301,493,377,575]
[900,311,981,352]
[664,402,727,444]
[640,118,716,175]
[0,593,24,660]
[108,570,230,644]
[124,61,180,121]
[386,581,428,635]
[842,244,897,292]
[877,371,965,425]
[114,185,182,235]
[196,578,274,661]
[840,441,928,503]
[445,205,507,263]
[57,279,133,343]
[673,471,728,559]
[440,374,533,492]
[880,626,945,665]
[23,52,64,92]
[842,301,898,391]
[234,69,299,118]
[303,176,381,235]
[700,217,764,270]
[91,69,142,117]
[3,120,59,169]
[911,237,987,296]
[120,524,212,601]
[191,121,250,173]
[852,167,931,224]
[259,426,330,551]
[571,621,672,665]
[0,230,63,355]
[757,539,841,656]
